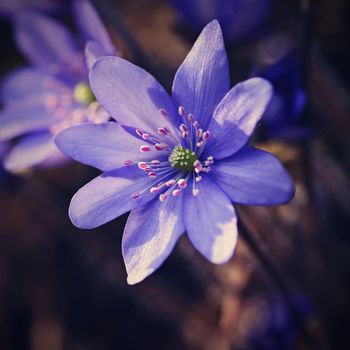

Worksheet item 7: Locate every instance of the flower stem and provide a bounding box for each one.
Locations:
[237,216,315,349]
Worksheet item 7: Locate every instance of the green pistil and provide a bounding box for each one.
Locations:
[169,145,197,171]
[73,82,95,104]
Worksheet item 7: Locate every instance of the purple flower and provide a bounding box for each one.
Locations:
[251,35,307,139]
[247,294,313,350]
[0,0,62,18]
[55,21,294,285]
[171,0,272,43]
[0,0,116,173]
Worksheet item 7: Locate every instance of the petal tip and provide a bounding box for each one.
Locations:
[126,270,148,285]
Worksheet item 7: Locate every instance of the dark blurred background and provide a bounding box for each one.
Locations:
[0,0,350,349]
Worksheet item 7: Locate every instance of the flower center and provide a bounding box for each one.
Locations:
[73,82,95,105]
[169,145,197,171]
[124,106,214,201]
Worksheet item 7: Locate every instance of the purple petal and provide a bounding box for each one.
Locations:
[4,131,59,172]
[212,146,295,205]
[1,67,49,104]
[85,40,108,71]
[55,122,158,172]
[172,20,229,130]
[69,166,157,229]
[0,102,57,141]
[90,56,178,133]
[72,0,116,62]
[14,10,85,80]
[206,78,272,159]
[0,0,62,17]
[122,194,184,284]
[183,176,237,263]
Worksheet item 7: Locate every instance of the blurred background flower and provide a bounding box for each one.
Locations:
[170,0,272,43]
[0,0,116,173]
[250,33,308,140]
[0,0,64,18]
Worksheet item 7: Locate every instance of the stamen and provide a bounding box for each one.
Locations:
[159,193,168,202]
[192,188,200,196]
[172,189,182,197]
[140,145,151,152]
[154,143,169,151]
[202,131,210,141]
[138,162,147,169]
[178,179,187,189]
[136,129,144,137]
[132,193,140,199]
[159,109,168,117]
[123,160,133,166]
[178,106,185,117]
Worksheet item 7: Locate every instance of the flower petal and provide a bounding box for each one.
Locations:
[172,20,230,130]
[85,40,109,71]
[4,131,59,173]
[55,122,158,172]
[212,146,295,205]
[69,166,157,229]
[0,102,57,141]
[183,176,237,263]
[206,78,272,159]
[90,56,177,133]
[1,67,50,104]
[72,0,116,63]
[122,194,184,284]
[14,10,84,81]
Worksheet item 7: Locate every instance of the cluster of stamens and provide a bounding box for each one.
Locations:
[44,79,108,135]
[125,106,215,202]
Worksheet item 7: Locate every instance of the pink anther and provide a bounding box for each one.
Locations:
[202,131,210,141]
[138,162,147,169]
[172,189,182,197]
[159,109,168,117]
[140,145,151,152]
[192,189,200,196]
[123,160,133,166]
[178,106,185,117]
[155,143,168,151]
[159,193,168,202]
[178,179,187,189]
[150,187,159,193]
[166,180,176,187]
[136,129,144,137]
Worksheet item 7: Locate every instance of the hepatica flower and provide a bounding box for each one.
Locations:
[0,0,116,172]
[0,0,61,18]
[251,40,307,139]
[55,21,294,284]
[171,0,272,43]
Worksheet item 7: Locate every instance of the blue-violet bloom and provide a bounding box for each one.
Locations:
[55,21,294,285]
[0,0,62,18]
[171,0,272,43]
[0,0,116,172]
[251,42,307,139]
